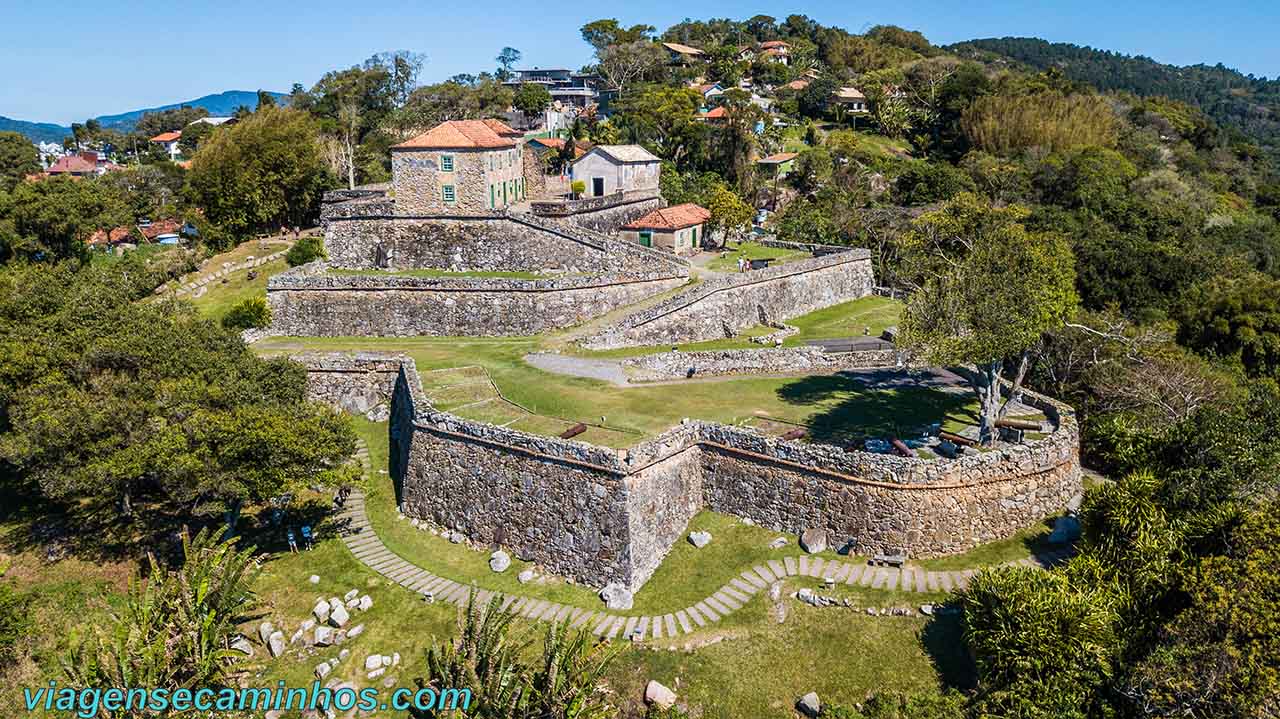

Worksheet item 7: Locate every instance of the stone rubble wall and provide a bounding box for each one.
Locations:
[293,352,405,420]
[621,346,899,381]
[582,249,876,349]
[295,354,1081,592]
[266,262,686,337]
[531,190,665,234]
[322,212,688,277]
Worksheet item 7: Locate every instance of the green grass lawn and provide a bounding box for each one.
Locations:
[186,257,288,321]
[705,241,811,272]
[915,522,1052,571]
[258,335,979,446]
[782,295,903,345]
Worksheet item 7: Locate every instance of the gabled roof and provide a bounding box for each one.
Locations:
[662,42,704,56]
[759,40,790,49]
[699,106,727,119]
[150,131,181,143]
[393,119,521,150]
[834,87,866,101]
[758,152,798,164]
[623,203,711,231]
[576,144,660,165]
[45,155,96,174]
[784,79,810,91]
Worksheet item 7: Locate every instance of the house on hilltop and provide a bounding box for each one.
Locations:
[619,203,711,255]
[569,145,661,198]
[390,119,529,215]
[662,42,705,65]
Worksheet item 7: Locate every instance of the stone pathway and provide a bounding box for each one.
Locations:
[523,352,630,387]
[333,442,1075,642]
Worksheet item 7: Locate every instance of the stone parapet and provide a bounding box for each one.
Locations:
[621,346,899,381]
[295,354,1082,593]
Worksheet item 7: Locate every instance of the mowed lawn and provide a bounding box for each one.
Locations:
[705,241,811,272]
[782,295,902,345]
[257,335,978,446]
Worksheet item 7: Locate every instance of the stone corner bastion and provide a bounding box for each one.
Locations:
[297,352,1083,595]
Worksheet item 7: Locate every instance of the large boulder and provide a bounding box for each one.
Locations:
[267,631,286,658]
[312,600,331,624]
[644,680,677,709]
[357,595,373,612]
[688,531,712,549]
[600,583,633,611]
[257,621,275,644]
[230,636,254,657]
[797,691,821,718]
[489,551,511,573]
[329,602,351,628]
[314,626,334,646]
[800,528,828,554]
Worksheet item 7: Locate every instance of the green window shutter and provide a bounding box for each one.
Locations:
[441,154,454,171]
[442,185,456,204]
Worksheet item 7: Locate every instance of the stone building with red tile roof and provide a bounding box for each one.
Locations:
[390,119,529,215]
[619,203,711,255]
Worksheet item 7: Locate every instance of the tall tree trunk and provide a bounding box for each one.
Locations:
[972,359,1003,446]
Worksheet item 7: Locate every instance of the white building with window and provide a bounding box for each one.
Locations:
[569,145,661,199]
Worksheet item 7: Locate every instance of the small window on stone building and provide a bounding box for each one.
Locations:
[440,154,454,172]
[442,185,456,204]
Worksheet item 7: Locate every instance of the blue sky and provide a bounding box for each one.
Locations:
[3,0,1276,125]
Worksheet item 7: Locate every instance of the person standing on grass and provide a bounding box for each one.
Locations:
[301,524,314,550]
[286,527,298,553]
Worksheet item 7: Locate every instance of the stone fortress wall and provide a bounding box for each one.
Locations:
[582,248,877,349]
[267,262,686,337]
[299,353,1082,593]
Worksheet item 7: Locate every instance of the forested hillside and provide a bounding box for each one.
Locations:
[951,37,1280,162]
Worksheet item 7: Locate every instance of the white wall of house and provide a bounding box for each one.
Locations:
[570,152,660,196]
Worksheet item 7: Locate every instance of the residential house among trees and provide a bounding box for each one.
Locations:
[569,144,661,198]
[832,87,869,113]
[390,119,527,215]
[503,68,601,109]
[150,131,182,160]
[662,42,705,65]
[619,203,710,255]
[759,40,791,64]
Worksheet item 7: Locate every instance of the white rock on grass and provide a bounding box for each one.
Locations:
[267,631,286,658]
[314,626,334,646]
[329,603,350,628]
[365,655,383,671]
[314,662,332,680]
[368,668,385,680]
[313,601,331,624]
[258,621,275,643]
[600,583,634,611]
[489,550,511,573]
[308,575,320,584]
[769,537,788,549]
[644,680,677,709]
[797,691,821,718]
[347,624,365,639]
[517,570,535,584]
[688,531,712,548]
[230,637,254,657]
[357,595,373,611]
[344,589,360,602]
[799,528,828,554]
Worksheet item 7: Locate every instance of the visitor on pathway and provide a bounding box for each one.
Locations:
[286,527,298,553]
[301,524,314,550]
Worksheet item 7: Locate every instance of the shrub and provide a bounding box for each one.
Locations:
[286,236,325,267]
[570,180,586,198]
[221,296,271,330]
[962,92,1119,156]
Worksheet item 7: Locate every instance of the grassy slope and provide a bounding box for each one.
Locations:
[705,241,810,272]
[782,296,902,345]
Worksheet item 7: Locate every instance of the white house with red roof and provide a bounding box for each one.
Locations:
[619,203,711,255]
[390,119,527,215]
[149,131,182,160]
[569,145,661,199]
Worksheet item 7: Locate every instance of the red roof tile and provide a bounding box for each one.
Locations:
[622,203,711,231]
[784,79,810,91]
[700,107,727,119]
[45,155,96,174]
[150,131,181,142]
[758,152,798,164]
[760,40,790,49]
[393,120,520,150]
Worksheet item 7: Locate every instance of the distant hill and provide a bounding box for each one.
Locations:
[0,90,286,144]
[950,37,1280,157]
[92,90,286,131]
[0,116,71,144]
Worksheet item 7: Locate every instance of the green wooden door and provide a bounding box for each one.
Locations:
[639,232,652,247]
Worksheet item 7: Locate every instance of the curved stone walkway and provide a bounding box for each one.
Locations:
[335,485,1074,643]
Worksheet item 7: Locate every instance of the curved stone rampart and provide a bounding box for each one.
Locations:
[296,353,1082,593]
